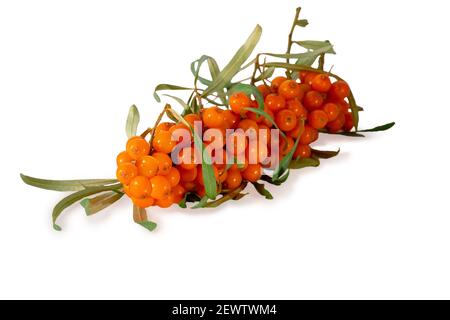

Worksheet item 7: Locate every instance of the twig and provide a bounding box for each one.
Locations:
[148,104,171,152]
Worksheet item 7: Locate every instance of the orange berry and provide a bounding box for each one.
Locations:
[129,176,152,199]
[326,112,345,133]
[225,168,242,190]
[278,80,303,100]
[303,72,319,86]
[126,136,150,160]
[294,144,311,159]
[343,113,354,132]
[237,118,259,134]
[275,109,297,132]
[308,110,329,129]
[265,94,286,112]
[229,92,251,115]
[257,84,271,98]
[155,122,174,135]
[288,120,305,139]
[271,76,287,92]
[322,103,339,122]
[226,131,248,156]
[299,125,318,145]
[116,163,138,185]
[217,167,228,183]
[177,146,197,170]
[182,181,196,192]
[183,114,201,128]
[329,81,350,100]
[152,152,172,175]
[116,151,133,166]
[202,106,225,128]
[150,175,171,200]
[152,130,176,154]
[258,124,271,145]
[136,155,159,178]
[169,123,191,144]
[179,166,197,182]
[287,98,308,119]
[132,196,155,208]
[172,184,186,203]
[311,74,332,93]
[156,193,174,208]
[303,91,324,111]
[166,167,181,187]
[241,164,262,182]
[222,109,240,129]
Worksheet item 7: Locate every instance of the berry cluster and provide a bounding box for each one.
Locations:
[116,73,354,209]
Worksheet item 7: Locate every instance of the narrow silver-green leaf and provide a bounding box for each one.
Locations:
[192,196,209,209]
[80,191,123,216]
[125,105,140,138]
[153,84,193,102]
[296,19,309,27]
[133,205,157,231]
[289,157,320,169]
[255,67,275,81]
[295,40,336,53]
[202,25,262,97]
[193,132,217,200]
[52,184,122,231]
[272,133,302,182]
[20,174,118,192]
[358,122,395,133]
[162,94,191,113]
[311,149,340,159]
[252,182,273,200]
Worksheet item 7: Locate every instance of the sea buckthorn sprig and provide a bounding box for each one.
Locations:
[21,7,394,232]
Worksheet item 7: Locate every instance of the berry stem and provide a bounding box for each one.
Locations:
[286,7,302,65]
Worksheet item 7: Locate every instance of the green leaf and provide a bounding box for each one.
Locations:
[153,84,193,102]
[311,148,340,159]
[272,122,304,182]
[255,67,275,82]
[347,91,360,130]
[20,174,118,192]
[202,25,262,97]
[295,40,335,53]
[52,184,122,231]
[252,182,273,200]
[80,191,123,216]
[162,94,191,113]
[261,175,283,186]
[289,157,320,169]
[133,205,157,231]
[228,83,264,110]
[125,105,140,138]
[296,19,309,27]
[193,132,217,200]
[191,55,227,105]
[192,196,209,209]
[359,122,395,132]
[170,106,217,200]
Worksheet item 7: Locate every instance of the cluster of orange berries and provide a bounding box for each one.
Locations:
[233,73,353,160]
[116,72,353,209]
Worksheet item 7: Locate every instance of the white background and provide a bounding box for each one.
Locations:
[1,0,449,299]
